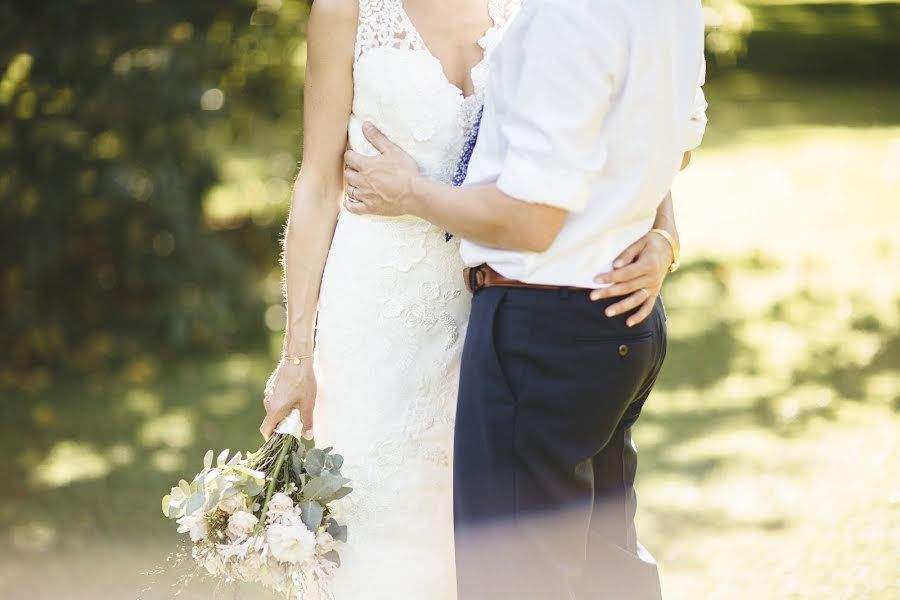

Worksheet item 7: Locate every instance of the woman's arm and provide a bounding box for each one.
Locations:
[260,0,357,439]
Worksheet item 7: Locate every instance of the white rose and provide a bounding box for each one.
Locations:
[268,492,294,514]
[226,510,259,540]
[218,492,247,514]
[267,522,317,565]
[176,514,209,542]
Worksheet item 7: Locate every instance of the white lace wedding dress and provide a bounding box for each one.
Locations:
[311,0,519,598]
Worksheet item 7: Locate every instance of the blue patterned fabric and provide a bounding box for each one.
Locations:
[445,106,484,242]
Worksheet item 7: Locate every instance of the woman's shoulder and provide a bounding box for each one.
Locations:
[308,0,359,28]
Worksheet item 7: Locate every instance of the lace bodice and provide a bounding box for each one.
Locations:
[349,0,519,186]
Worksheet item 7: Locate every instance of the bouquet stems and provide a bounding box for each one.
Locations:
[255,435,293,532]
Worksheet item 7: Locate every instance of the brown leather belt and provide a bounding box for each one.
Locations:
[463,264,591,294]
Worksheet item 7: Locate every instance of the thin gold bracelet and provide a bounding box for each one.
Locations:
[283,353,314,365]
[649,228,681,273]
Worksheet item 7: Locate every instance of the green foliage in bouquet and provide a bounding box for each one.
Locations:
[162,448,266,523]
[162,427,351,549]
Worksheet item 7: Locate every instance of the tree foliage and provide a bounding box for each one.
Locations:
[1,1,310,377]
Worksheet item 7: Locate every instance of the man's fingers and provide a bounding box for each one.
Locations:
[344,168,366,191]
[362,122,395,154]
[344,197,369,214]
[343,149,370,171]
[626,296,657,327]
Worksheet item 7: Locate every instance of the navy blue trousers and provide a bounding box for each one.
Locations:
[454,286,667,600]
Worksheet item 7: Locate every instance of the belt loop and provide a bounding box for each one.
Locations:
[469,265,485,294]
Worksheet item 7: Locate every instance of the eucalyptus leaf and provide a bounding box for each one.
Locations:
[322,550,341,567]
[327,453,344,471]
[178,479,191,496]
[205,488,222,511]
[221,485,241,499]
[245,479,265,497]
[185,491,206,516]
[290,452,304,480]
[304,448,325,477]
[325,486,353,502]
[297,500,324,532]
[303,472,350,501]
[326,521,348,543]
[203,449,214,470]
[227,451,242,467]
[217,448,230,467]
[162,494,172,517]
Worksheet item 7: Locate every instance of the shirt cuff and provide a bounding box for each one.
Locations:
[684,87,709,151]
[684,116,708,151]
[495,150,592,213]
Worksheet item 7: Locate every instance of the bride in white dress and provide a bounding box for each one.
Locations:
[260,0,521,597]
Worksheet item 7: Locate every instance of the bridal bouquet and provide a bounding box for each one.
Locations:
[162,409,351,598]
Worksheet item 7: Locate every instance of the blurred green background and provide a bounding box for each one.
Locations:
[1,0,898,599]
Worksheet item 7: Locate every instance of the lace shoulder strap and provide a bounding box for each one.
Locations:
[355,0,423,61]
[488,0,521,28]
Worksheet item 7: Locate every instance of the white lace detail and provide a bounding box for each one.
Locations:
[355,0,515,60]
[313,1,520,598]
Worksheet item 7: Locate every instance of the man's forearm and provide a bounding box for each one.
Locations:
[406,177,567,253]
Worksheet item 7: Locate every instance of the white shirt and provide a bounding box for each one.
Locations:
[459,0,708,288]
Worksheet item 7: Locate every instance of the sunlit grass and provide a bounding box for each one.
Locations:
[644,75,900,599]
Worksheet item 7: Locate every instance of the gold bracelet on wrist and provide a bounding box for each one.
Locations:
[649,228,681,273]
[283,353,314,365]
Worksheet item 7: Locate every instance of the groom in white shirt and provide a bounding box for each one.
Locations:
[343,1,708,598]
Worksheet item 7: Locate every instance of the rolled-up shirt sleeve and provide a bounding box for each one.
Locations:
[494,2,628,213]
[684,56,708,151]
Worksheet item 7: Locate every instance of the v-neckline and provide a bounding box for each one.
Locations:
[397,0,496,100]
